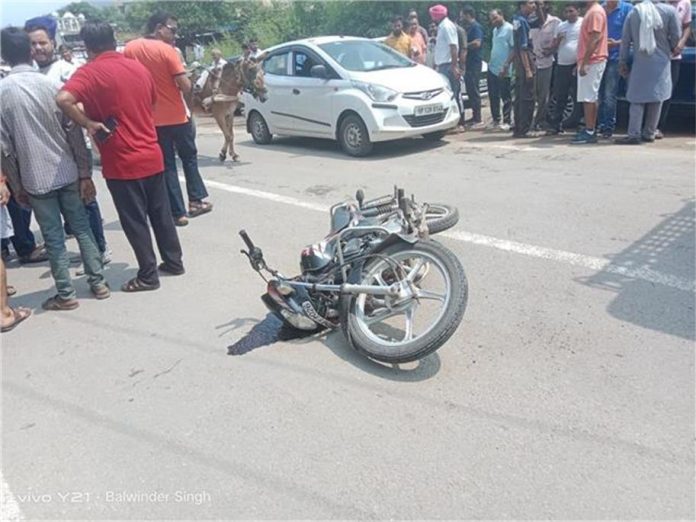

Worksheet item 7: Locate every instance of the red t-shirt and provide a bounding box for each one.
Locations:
[62,52,164,180]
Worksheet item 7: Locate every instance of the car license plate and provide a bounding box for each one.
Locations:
[414,103,443,117]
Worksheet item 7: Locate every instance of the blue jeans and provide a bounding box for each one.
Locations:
[598,60,620,134]
[156,120,209,219]
[64,200,106,253]
[2,196,36,257]
[28,182,105,300]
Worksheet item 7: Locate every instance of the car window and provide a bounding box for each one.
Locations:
[318,40,414,72]
[293,50,322,77]
[264,52,290,76]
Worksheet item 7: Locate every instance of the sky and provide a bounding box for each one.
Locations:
[2,0,73,27]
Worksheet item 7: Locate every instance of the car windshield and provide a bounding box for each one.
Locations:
[318,40,414,72]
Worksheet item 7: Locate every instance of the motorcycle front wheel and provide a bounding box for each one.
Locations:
[342,240,468,364]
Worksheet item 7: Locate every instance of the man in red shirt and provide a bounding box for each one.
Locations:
[124,12,212,227]
[56,22,184,293]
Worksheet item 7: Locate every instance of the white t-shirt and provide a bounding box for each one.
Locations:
[434,17,458,66]
[38,59,78,86]
[554,17,583,66]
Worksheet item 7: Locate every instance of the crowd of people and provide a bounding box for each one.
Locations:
[1,11,210,331]
[384,0,691,142]
[0,2,692,333]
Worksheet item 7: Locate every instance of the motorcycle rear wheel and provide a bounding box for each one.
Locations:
[342,240,468,364]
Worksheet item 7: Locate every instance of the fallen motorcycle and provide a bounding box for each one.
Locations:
[239,187,468,363]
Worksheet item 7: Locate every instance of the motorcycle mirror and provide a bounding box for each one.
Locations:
[356,189,364,208]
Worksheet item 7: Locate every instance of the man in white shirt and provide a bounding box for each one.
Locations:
[195,48,227,91]
[547,3,583,134]
[429,4,460,121]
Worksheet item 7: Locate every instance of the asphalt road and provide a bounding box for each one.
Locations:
[2,122,694,520]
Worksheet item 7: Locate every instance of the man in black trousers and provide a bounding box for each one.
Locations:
[57,22,184,292]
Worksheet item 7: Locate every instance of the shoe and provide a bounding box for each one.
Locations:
[545,129,561,136]
[19,245,48,264]
[641,136,655,143]
[1,247,11,261]
[570,130,598,145]
[486,121,500,130]
[90,283,111,300]
[174,216,189,227]
[102,246,112,265]
[601,132,613,139]
[42,295,79,311]
[498,123,511,132]
[614,136,642,145]
[158,262,185,276]
[655,129,664,140]
[469,121,485,130]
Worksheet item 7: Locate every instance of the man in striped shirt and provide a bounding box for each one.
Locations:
[0,27,109,311]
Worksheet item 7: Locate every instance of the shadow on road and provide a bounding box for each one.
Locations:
[225,313,441,381]
[243,136,447,161]
[578,200,695,340]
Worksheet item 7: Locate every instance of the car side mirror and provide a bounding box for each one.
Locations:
[310,64,329,79]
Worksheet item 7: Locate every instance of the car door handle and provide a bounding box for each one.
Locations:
[292,88,301,95]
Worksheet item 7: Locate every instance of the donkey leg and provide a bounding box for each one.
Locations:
[212,106,229,162]
[227,105,240,162]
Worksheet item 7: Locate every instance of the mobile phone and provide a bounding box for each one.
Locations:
[95,116,118,143]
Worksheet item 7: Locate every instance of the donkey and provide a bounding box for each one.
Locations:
[199,59,267,162]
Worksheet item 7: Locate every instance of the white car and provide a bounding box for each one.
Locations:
[243,36,461,157]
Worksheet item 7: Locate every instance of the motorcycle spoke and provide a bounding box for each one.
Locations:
[364,307,399,325]
[417,289,446,302]
[406,258,426,282]
[404,305,417,341]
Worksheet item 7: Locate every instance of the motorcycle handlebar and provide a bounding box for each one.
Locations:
[239,229,255,250]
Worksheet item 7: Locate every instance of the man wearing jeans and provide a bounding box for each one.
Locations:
[125,11,212,227]
[487,9,514,130]
[597,0,633,139]
[460,5,484,128]
[59,22,185,293]
[0,27,108,311]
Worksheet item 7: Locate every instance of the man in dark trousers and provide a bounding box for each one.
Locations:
[57,22,184,293]
[508,0,537,137]
[460,5,485,128]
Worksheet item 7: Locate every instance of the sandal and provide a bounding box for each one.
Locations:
[188,201,213,218]
[91,284,111,300]
[7,285,16,297]
[175,216,189,227]
[42,295,79,311]
[121,277,160,293]
[1,307,32,333]
[158,263,185,276]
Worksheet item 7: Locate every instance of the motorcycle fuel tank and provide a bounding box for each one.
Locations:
[300,240,335,273]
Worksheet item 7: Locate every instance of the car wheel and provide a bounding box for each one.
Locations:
[338,114,373,157]
[249,111,272,145]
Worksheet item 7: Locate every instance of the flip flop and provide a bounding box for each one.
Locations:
[175,216,189,227]
[188,201,213,218]
[91,284,111,300]
[121,278,160,293]
[1,307,32,333]
[7,285,16,297]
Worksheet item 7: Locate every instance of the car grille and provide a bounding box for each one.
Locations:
[403,110,448,128]
[402,88,445,100]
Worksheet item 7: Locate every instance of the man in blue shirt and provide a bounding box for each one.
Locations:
[598,0,633,138]
[487,9,514,130]
[507,0,538,137]
[460,5,485,127]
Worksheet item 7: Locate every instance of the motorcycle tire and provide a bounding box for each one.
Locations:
[341,240,468,364]
[425,204,459,234]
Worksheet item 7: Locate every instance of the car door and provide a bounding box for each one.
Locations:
[282,46,341,137]
[260,49,296,132]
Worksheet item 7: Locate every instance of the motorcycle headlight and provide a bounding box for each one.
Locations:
[351,81,398,102]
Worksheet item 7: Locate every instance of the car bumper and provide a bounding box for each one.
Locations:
[365,97,461,142]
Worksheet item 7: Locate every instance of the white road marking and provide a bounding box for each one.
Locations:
[196,178,695,292]
[1,473,24,521]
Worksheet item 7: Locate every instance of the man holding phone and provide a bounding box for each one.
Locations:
[0,27,108,311]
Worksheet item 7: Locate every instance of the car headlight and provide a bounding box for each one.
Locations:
[351,81,398,102]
